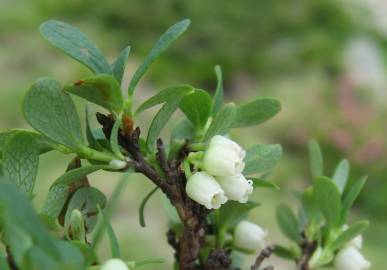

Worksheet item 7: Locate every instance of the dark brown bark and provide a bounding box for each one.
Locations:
[204,249,232,270]
[58,156,90,226]
[6,246,18,270]
[297,233,317,270]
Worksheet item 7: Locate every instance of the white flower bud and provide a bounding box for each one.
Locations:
[203,135,245,176]
[186,172,228,209]
[109,159,127,169]
[234,220,267,252]
[342,225,363,249]
[100,258,129,270]
[216,174,253,203]
[334,247,371,270]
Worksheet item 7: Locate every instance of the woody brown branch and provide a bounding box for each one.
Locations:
[97,113,210,270]
[251,245,275,270]
[297,233,317,270]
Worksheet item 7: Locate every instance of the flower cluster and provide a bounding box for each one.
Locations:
[186,135,253,209]
[334,227,370,270]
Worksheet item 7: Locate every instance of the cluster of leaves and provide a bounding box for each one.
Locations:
[0,19,285,270]
[275,140,368,269]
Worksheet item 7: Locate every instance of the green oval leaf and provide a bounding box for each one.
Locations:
[0,129,59,155]
[313,176,342,228]
[243,144,282,175]
[332,159,350,194]
[179,89,212,129]
[276,204,301,242]
[330,220,369,251]
[231,97,281,128]
[146,99,181,151]
[23,77,83,149]
[112,46,131,83]
[65,187,107,234]
[218,201,259,229]
[110,116,124,159]
[168,119,195,159]
[0,250,10,270]
[301,187,323,226]
[128,19,190,94]
[308,139,324,178]
[41,184,69,220]
[135,85,194,115]
[50,164,112,188]
[65,74,124,114]
[40,20,111,74]
[250,178,279,190]
[212,65,224,115]
[341,176,367,223]
[4,223,33,268]
[204,103,236,141]
[85,106,104,151]
[0,181,59,259]
[273,245,299,260]
[23,240,84,270]
[42,157,89,221]
[2,133,39,194]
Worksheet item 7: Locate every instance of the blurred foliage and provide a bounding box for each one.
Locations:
[0,0,371,85]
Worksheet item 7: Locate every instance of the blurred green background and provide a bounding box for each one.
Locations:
[1,0,386,269]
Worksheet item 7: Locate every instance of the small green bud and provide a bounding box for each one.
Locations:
[109,159,127,169]
[65,209,86,242]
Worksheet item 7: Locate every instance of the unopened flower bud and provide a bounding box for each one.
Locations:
[334,247,371,270]
[109,159,127,169]
[234,220,267,252]
[65,209,85,241]
[100,258,129,270]
[216,174,253,203]
[186,172,227,209]
[203,135,245,176]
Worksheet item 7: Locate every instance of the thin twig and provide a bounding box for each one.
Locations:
[297,234,317,270]
[251,245,275,270]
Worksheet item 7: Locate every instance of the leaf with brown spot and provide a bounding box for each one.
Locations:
[64,74,124,114]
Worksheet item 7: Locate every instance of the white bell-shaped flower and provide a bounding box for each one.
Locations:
[334,247,371,270]
[100,258,129,270]
[342,225,363,249]
[216,174,253,203]
[234,220,267,252]
[186,172,228,209]
[203,135,245,176]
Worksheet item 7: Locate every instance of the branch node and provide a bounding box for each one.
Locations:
[251,245,275,270]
